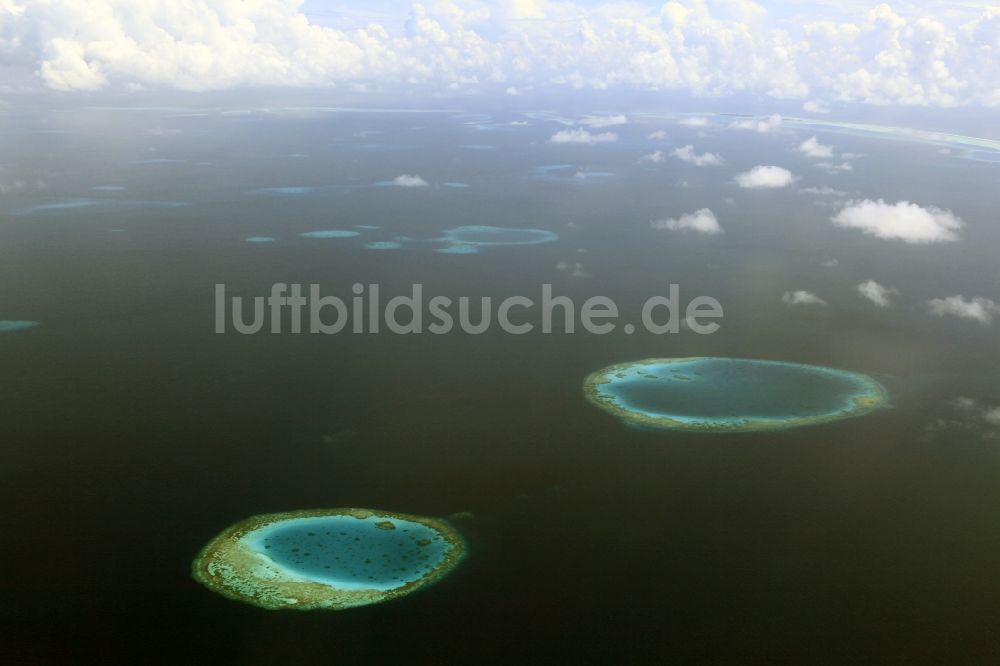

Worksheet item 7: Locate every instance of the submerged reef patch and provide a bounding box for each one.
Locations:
[530,164,616,184]
[125,158,185,165]
[427,225,558,254]
[365,241,402,250]
[435,244,480,255]
[584,357,889,433]
[439,225,558,247]
[0,320,40,333]
[193,508,465,611]
[12,199,187,215]
[248,185,358,197]
[254,186,316,195]
[299,230,361,239]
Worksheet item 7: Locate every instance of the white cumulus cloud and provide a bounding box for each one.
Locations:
[648,130,668,140]
[650,208,722,235]
[858,280,899,307]
[927,296,1000,325]
[735,165,796,188]
[672,145,723,167]
[799,136,835,159]
[832,200,964,243]
[782,290,828,307]
[640,150,666,163]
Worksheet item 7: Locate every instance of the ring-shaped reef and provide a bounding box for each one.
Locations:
[436,225,558,254]
[365,241,402,250]
[299,230,361,239]
[584,357,889,433]
[192,508,465,610]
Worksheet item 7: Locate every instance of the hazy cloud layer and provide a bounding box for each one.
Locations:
[925,397,1000,443]
[816,161,854,174]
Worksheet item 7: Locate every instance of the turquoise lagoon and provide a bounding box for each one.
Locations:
[192,509,465,611]
[584,358,889,433]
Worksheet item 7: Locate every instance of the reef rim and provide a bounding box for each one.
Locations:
[583,357,890,433]
[192,508,465,611]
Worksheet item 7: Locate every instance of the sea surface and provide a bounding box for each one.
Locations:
[3,102,1000,664]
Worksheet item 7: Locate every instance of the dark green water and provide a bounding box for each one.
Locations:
[2,101,1000,664]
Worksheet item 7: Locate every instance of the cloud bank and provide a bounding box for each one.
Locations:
[832,200,964,243]
[1,1,999,107]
